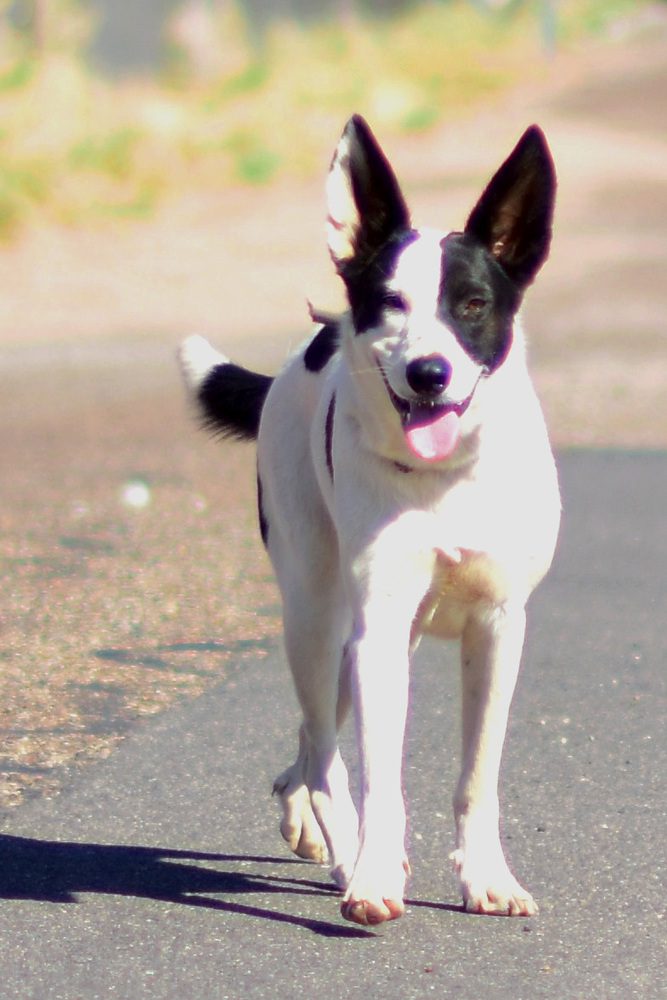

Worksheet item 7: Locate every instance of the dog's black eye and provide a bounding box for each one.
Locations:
[381,291,409,312]
[464,297,487,317]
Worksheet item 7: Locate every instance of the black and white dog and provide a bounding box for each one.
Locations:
[179,116,560,926]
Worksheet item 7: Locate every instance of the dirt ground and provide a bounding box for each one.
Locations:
[1,7,666,812]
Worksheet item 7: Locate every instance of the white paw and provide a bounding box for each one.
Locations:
[450,848,537,916]
[340,854,409,926]
[272,769,328,863]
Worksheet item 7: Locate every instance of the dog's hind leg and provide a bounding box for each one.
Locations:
[279,583,359,888]
[274,563,358,888]
[256,355,358,885]
[273,637,354,867]
[273,651,356,872]
[273,723,329,863]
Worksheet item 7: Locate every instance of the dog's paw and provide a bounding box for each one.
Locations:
[273,770,328,863]
[340,856,409,926]
[341,895,405,926]
[450,848,537,916]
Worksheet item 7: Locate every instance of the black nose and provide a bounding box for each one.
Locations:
[406,355,452,396]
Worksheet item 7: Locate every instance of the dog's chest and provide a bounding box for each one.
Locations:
[416,549,512,639]
[405,464,555,638]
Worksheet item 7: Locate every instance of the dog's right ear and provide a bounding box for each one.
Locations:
[326,115,411,274]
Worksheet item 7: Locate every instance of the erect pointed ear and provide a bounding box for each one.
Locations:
[326,114,411,274]
[465,126,556,289]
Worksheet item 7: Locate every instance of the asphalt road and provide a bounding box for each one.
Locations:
[1,449,665,999]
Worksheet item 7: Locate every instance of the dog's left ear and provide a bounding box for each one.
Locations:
[465,126,556,289]
[326,114,411,274]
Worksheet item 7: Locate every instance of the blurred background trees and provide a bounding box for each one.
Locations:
[4,0,600,73]
[0,0,643,237]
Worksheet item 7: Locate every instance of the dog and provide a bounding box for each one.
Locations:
[178,115,560,926]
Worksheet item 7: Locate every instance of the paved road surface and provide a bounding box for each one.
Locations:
[1,450,665,998]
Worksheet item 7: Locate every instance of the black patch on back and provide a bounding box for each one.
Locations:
[303,323,340,373]
[438,232,520,372]
[198,363,273,441]
[257,470,269,547]
[325,393,336,482]
[342,229,418,333]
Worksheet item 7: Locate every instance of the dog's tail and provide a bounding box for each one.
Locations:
[178,334,273,442]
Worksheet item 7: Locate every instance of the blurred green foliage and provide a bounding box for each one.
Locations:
[0,0,646,238]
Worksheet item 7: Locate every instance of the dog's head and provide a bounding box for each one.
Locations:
[326,115,556,464]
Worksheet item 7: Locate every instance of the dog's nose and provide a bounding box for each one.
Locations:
[406,355,452,396]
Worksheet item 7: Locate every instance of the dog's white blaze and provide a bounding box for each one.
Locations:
[389,228,444,304]
[381,231,483,405]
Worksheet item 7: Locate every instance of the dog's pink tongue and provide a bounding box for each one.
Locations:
[405,409,460,461]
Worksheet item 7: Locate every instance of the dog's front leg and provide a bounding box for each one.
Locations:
[451,603,537,916]
[340,540,434,926]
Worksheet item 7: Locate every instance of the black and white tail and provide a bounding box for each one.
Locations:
[178,334,273,442]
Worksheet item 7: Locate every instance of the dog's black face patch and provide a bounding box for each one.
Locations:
[438,232,521,372]
[342,229,418,334]
[303,322,340,373]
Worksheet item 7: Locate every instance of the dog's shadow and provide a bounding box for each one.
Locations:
[0,834,462,936]
[0,834,376,938]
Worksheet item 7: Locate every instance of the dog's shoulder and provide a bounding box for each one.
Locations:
[303,315,341,374]
[262,314,345,441]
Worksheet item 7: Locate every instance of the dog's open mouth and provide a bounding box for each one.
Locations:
[379,364,475,462]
